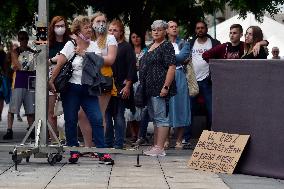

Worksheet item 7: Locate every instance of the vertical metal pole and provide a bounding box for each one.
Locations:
[35,0,48,146]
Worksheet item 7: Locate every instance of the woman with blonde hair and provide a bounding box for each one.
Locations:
[78,12,117,147]
[49,15,105,162]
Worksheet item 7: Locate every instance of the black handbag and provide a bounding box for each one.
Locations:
[100,76,113,93]
[54,40,77,93]
[134,83,147,108]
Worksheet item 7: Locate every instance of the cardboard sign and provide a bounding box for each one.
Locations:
[188,130,249,174]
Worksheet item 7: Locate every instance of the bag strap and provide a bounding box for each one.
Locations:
[70,39,77,47]
[68,39,77,63]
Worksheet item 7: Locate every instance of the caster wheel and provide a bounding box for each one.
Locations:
[55,154,63,162]
[47,154,56,166]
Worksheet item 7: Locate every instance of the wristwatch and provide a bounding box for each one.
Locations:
[163,86,169,90]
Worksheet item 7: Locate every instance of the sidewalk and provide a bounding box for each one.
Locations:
[0,104,283,189]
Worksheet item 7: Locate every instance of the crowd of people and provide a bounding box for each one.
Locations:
[0,11,278,162]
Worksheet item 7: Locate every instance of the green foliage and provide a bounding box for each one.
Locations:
[228,0,284,22]
[0,0,284,42]
[0,0,37,42]
[49,0,89,20]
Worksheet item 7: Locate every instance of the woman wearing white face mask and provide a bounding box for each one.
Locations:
[77,12,117,147]
[48,16,70,144]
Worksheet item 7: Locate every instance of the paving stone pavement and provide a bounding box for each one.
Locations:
[0,105,283,189]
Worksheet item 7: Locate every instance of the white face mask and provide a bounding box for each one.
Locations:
[54,27,66,36]
[92,23,107,34]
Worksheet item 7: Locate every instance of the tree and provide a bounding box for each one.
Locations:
[0,0,37,42]
[228,0,284,22]
[0,0,284,41]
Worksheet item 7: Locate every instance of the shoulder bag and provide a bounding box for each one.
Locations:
[100,76,113,93]
[54,40,77,93]
[184,57,199,97]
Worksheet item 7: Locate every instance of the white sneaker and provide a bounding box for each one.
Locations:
[144,146,166,157]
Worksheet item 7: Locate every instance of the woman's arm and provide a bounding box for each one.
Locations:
[102,45,117,66]
[252,40,269,56]
[160,64,176,97]
[48,54,67,93]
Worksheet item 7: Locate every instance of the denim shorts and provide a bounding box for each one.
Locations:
[147,96,169,127]
[9,88,35,114]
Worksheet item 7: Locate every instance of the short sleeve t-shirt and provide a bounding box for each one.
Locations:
[93,34,117,77]
[60,41,97,85]
[49,41,66,78]
[191,38,212,81]
[226,42,243,59]
[172,42,180,55]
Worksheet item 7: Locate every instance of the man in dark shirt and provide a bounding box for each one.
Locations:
[105,19,137,149]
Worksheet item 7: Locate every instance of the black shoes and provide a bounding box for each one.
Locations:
[3,129,13,140]
[2,128,35,140]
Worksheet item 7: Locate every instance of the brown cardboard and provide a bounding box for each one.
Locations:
[188,130,249,174]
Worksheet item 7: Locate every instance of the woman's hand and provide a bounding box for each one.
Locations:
[160,87,168,97]
[120,86,130,99]
[252,42,261,57]
[48,79,56,94]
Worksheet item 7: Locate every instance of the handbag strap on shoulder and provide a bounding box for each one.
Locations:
[70,39,77,47]
[68,39,78,62]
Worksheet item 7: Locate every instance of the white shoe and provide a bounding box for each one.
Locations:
[144,146,166,157]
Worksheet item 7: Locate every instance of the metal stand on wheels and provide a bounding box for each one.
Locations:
[10,0,64,169]
[9,0,142,169]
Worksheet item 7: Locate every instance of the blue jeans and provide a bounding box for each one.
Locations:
[183,76,212,141]
[105,97,126,148]
[61,83,105,147]
[196,76,212,128]
[138,107,149,139]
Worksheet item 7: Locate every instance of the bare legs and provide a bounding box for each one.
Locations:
[98,94,111,132]
[78,108,93,147]
[48,95,58,141]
